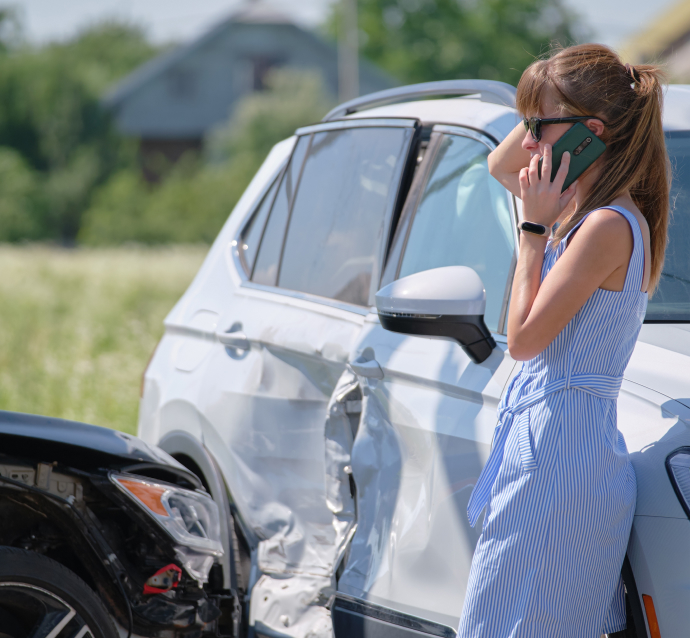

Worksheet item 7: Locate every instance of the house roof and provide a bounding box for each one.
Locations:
[103,6,396,139]
[103,6,295,110]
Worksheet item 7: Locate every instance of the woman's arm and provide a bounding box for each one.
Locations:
[507,148,634,361]
[508,212,634,360]
[487,122,532,198]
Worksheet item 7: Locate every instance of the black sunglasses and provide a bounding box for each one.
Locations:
[523,116,602,142]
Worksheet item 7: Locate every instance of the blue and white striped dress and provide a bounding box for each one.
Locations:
[458,206,646,638]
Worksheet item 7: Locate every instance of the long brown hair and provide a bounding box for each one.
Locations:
[516,44,670,292]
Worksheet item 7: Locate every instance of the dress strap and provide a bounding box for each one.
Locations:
[563,206,645,292]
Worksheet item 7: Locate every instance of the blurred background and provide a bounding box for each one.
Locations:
[0,0,686,433]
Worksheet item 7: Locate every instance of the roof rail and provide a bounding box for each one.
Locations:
[323,79,516,121]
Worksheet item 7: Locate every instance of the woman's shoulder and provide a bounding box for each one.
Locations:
[578,207,634,240]
[569,201,650,283]
[589,199,649,236]
[568,207,636,265]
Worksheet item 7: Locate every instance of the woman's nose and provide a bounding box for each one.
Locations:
[522,131,538,152]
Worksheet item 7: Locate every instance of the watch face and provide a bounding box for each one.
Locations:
[521,221,546,235]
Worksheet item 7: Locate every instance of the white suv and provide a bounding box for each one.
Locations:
[138,80,690,638]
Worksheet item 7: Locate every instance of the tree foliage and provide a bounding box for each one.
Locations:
[331,0,586,86]
[0,148,45,241]
[0,20,157,242]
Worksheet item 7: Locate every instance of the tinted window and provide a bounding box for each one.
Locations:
[647,132,690,321]
[252,136,310,285]
[278,127,412,306]
[240,176,280,274]
[398,134,515,332]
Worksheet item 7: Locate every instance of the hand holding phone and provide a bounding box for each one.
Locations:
[520,147,576,229]
[538,122,606,192]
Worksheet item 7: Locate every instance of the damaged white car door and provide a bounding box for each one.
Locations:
[330,127,519,632]
[198,118,420,635]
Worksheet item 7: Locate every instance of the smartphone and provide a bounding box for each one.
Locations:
[537,122,606,192]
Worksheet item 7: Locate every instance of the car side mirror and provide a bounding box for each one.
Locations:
[375,266,497,364]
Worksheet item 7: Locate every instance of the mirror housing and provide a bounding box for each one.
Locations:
[375,266,497,364]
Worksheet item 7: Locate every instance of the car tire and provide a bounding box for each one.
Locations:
[0,546,119,638]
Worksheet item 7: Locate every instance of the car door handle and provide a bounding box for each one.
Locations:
[348,355,384,380]
[216,331,250,350]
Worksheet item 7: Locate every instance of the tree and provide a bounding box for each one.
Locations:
[329,0,587,86]
[0,21,158,242]
[0,148,45,241]
[0,7,22,54]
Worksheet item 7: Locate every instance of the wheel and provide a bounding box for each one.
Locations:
[0,546,118,638]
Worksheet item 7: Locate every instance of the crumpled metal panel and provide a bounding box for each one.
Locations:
[250,574,334,638]
[323,369,360,564]
[194,307,364,636]
[332,381,405,597]
[335,326,516,628]
[199,342,341,577]
[244,370,363,638]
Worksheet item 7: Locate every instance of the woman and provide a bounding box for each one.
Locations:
[458,44,670,637]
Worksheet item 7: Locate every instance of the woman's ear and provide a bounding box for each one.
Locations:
[585,118,605,137]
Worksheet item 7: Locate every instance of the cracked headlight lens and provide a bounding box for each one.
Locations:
[111,474,223,581]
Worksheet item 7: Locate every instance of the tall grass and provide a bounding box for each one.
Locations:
[0,245,207,434]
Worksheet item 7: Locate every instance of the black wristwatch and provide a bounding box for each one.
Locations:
[519,221,552,237]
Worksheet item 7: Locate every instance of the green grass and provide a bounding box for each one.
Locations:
[0,245,208,435]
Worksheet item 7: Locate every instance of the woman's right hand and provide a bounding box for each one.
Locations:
[519,145,577,228]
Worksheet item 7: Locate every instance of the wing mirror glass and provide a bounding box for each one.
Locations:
[375,266,497,364]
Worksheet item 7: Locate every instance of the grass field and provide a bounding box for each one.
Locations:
[0,245,208,435]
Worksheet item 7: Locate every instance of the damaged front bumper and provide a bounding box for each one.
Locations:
[0,410,239,637]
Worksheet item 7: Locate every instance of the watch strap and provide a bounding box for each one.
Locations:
[520,221,551,236]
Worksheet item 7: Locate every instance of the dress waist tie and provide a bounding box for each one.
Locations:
[466,372,624,527]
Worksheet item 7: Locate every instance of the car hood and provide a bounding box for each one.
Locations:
[0,410,199,485]
[626,323,690,408]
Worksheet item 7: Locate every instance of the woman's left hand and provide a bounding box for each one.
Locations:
[518,145,578,227]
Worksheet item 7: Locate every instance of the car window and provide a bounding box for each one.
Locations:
[646,131,690,321]
[252,136,310,286]
[240,175,280,274]
[398,133,515,333]
[277,126,413,306]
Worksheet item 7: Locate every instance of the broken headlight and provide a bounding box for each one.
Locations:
[111,474,223,582]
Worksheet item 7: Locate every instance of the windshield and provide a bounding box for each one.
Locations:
[646,131,690,322]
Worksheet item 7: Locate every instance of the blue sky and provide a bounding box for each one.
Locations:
[7,0,680,48]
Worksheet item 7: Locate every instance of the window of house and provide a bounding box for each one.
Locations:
[167,67,197,98]
[250,56,284,90]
